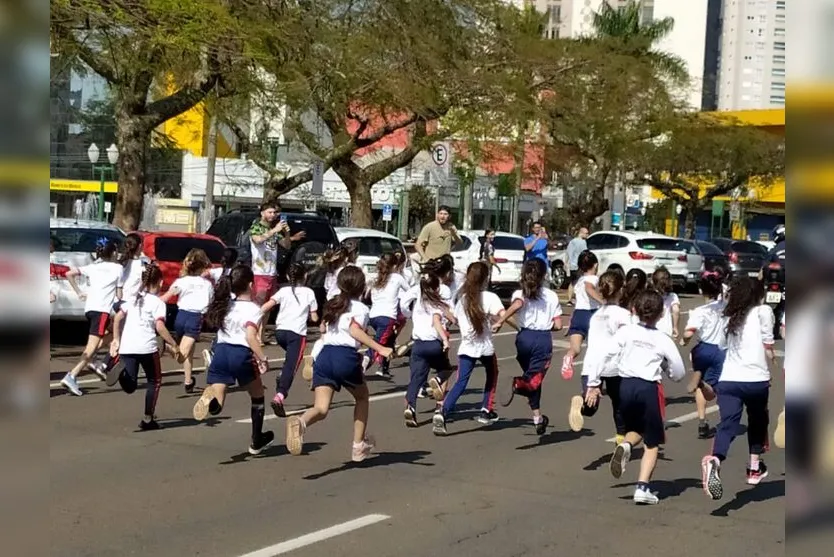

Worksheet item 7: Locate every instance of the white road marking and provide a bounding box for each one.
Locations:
[236,514,391,557]
[605,405,720,443]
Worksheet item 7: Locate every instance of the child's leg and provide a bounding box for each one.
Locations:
[568,333,583,359]
[405,343,432,411]
[346,383,370,444]
[712,382,744,462]
[69,335,102,378]
[142,353,163,419]
[442,355,476,417]
[119,355,140,394]
[276,332,305,399]
[695,387,708,420]
[744,383,771,470]
[299,385,335,428]
[570,376,597,432]
[246,376,267,441]
[179,336,196,384]
[479,355,499,412]
[637,446,659,484]
[605,377,626,442]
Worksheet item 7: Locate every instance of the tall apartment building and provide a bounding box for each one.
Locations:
[716,0,786,110]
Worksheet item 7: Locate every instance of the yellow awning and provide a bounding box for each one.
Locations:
[50,179,118,193]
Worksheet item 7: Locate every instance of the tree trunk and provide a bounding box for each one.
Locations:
[113,109,148,232]
[347,180,373,227]
[682,204,697,239]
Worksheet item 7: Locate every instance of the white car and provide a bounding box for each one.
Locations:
[335,227,416,286]
[50,218,126,320]
[451,230,526,298]
[585,231,689,289]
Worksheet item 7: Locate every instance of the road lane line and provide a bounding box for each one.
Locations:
[605,405,719,443]
[236,514,391,557]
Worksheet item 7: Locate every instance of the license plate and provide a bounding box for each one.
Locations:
[748,271,759,277]
[766,292,782,304]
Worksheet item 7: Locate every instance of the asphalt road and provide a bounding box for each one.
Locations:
[50,294,785,557]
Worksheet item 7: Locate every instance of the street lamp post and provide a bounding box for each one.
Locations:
[87,143,119,221]
[488,186,497,229]
[675,203,682,236]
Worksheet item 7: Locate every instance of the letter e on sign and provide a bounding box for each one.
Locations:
[431,144,448,166]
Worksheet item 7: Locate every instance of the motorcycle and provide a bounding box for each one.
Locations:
[763,262,785,339]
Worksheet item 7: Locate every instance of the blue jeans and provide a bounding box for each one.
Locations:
[441,354,498,418]
[712,381,770,461]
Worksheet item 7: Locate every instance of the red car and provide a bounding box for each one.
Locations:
[137,231,226,297]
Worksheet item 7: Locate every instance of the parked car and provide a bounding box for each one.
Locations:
[675,239,730,290]
[137,231,226,295]
[452,230,525,300]
[709,238,768,278]
[335,228,416,286]
[50,218,126,321]
[546,234,570,289]
[585,231,689,289]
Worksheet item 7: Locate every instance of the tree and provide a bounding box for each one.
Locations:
[633,116,785,238]
[51,0,250,230]
[407,184,437,234]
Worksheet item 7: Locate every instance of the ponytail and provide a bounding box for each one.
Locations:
[119,233,142,266]
[204,265,254,331]
[461,261,490,335]
[419,272,446,310]
[135,264,163,310]
[287,262,306,303]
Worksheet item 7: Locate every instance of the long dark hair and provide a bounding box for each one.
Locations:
[287,262,306,302]
[460,261,490,335]
[598,270,625,304]
[135,264,163,309]
[578,250,598,273]
[322,265,366,326]
[221,247,238,275]
[520,258,546,300]
[651,266,673,296]
[698,268,725,300]
[93,238,119,262]
[621,268,647,309]
[374,253,398,290]
[419,272,446,311]
[632,289,664,326]
[205,265,254,331]
[120,233,142,266]
[724,276,762,337]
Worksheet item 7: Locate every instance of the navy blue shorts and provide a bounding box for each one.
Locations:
[619,377,666,448]
[312,345,363,392]
[174,309,203,340]
[691,341,725,387]
[207,343,256,387]
[567,308,597,338]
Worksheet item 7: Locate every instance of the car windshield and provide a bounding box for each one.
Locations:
[635,238,683,251]
[50,227,125,253]
[491,236,525,251]
[732,241,768,255]
[696,241,724,255]
[154,237,225,263]
[284,217,337,246]
[352,237,405,258]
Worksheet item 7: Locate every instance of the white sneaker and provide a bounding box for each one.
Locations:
[610,442,631,479]
[88,362,107,381]
[202,349,213,369]
[633,488,659,505]
[61,374,83,396]
[352,436,375,462]
[701,455,723,500]
[568,395,584,432]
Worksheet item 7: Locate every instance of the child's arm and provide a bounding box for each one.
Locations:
[671,298,681,338]
[552,315,563,331]
[586,281,604,305]
[154,319,180,358]
[432,313,450,350]
[66,268,86,300]
[759,306,776,362]
[310,310,319,323]
[261,298,278,315]
[159,284,179,304]
[663,337,686,382]
[245,322,270,374]
[349,321,393,359]
[493,298,523,331]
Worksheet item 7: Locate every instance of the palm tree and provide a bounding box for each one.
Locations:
[592,1,688,85]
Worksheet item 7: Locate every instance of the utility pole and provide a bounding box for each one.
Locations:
[203,113,218,232]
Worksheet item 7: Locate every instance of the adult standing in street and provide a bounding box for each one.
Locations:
[415,206,462,261]
[524,221,550,266]
[565,226,589,306]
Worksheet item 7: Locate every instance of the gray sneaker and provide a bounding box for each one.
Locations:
[61,374,83,396]
[432,412,447,436]
[633,488,659,505]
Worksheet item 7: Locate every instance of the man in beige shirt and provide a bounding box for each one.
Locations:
[415,205,462,260]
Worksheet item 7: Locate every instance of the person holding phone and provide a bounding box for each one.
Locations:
[249,203,293,343]
[524,222,551,281]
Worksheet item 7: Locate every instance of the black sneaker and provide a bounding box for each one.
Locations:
[432,412,447,436]
[535,415,549,435]
[105,359,126,387]
[746,460,769,485]
[184,378,196,394]
[698,422,710,439]
[270,395,286,418]
[404,406,418,428]
[138,418,161,431]
[475,410,499,425]
[249,430,276,455]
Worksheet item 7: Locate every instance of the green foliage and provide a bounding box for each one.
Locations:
[407,184,436,230]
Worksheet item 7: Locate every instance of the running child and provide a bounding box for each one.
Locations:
[620,268,647,318]
[606,289,685,505]
[161,248,213,393]
[323,240,360,301]
[562,250,603,380]
[573,271,631,443]
[202,247,239,367]
[679,269,728,439]
[652,267,680,338]
[492,258,562,435]
[260,263,318,417]
[116,233,147,309]
[192,265,274,455]
[432,261,506,436]
[285,266,392,461]
[61,238,124,396]
[366,253,409,378]
[107,264,181,430]
[701,276,775,501]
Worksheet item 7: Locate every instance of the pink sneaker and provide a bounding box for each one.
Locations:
[351,436,375,462]
[561,354,574,380]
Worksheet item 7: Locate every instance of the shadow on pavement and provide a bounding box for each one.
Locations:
[710,478,785,517]
[516,428,595,450]
[444,417,530,437]
[664,395,693,406]
[156,416,230,429]
[219,442,326,465]
[303,450,434,480]
[613,477,703,500]
[585,446,672,470]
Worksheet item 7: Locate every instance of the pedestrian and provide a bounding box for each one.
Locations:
[651,267,680,338]
[61,238,124,396]
[679,269,728,439]
[403,271,455,428]
[562,250,603,380]
[415,205,462,261]
[116,233,147,310]
[606,290,686,505]
[259,263,319,418]
[192,265,275,455]
[249,202,293,344]
[480,229,497,281]
[207,247,238,283]
[285,266,392,461]
[160,248,213,393]
[366,253,409,379]
[523,221,550,266]
[107,264,180,431]
[492,258,562,435]
[620,268,648,316]
[323,240,361,301]
[432,261,505,436]
[565,227,589,306]
[701,276,775,501]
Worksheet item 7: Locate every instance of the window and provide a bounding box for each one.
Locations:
[770,94,785,104]
[50,228,126,253]
[636,238,683,251]
[772,67,785,77]
[774,27,785,37]
[695,241,725,256]
[154,237,225,263]
[731,241,768,255]
[355,237,405,258]
[773,54,785,63]
[771,82,786,91]
[776,0,785,9]
[676,241,699,256]
[451,236,472,252]
[491,236,525,251]
[586,233,621,250]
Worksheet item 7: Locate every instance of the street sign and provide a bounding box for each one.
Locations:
[711,200,725,217]
[382,203,393,222]
[311,161,324,196]
[729,202,741,222]
[611,212,622,228]
[431,144,448,166]
[104,201,112,213]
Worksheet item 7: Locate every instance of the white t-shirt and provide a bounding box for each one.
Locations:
[455,291,504,357]
[325,264,364,300]
[657,292,680,337]
[322,300,370,349]
[118,258,146,302]
[79,261,123,313]
[448,269,466,302]
[272,286,317,336]
[369,273,409,319]
[583,304,633,381]
[720,305,774,383]
[411,291,451,342]
[511,288,562,331]
[603,323,685,383]
[216,300,263,347]
[118,293,166,355]
[685,299,728,347]
[574,275,601,310]
[171,275,214,313]
[207,267,229,283]
[399,284,452,318]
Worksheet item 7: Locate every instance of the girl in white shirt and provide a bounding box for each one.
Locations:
[620,268,647,319]
[433,261,507,436]
[207,247,238,284]
[702,277,775,501]
[285,266,392,462]
[323,241,360,301]
[116,233,147,310]
[161,249,213,393]
[573,271,632,443]
[492,258,562,435]
[108,264,180,431]
[562,250,604,380]
[366,253,409,379]
[260,263,318,417]
[61,238,124,396]
[192,265,274,455]
[680,269,728,440]
[601,290,685,505]
[651,267,680,338]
